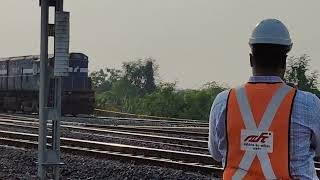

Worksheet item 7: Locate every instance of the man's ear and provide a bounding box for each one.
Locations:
[250,53,254,67]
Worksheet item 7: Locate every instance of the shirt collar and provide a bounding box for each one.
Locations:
[248,76,284,83]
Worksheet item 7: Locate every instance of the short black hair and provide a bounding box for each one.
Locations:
[251,44,290,68]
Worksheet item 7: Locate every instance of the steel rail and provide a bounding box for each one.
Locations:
[0,130,220,175]
[1,114,319,177]
[83,124,208,138]
[0,117,208,147]
[95,116,209,127]
[0,133,319,177]
[0,130,214,164]
[1,113,209,127]
[0,121,208,153]
[0,137,221,176]
[0,113,209,138]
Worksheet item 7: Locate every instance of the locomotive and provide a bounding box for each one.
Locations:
[0,53,94,115]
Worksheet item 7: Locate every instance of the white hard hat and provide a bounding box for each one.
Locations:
[249,19,292,50]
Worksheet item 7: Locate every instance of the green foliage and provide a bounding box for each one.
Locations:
[90,69,110,91]
[144,60,157,93]
[91,58,157,95]
[179,82,227,120]
[90,68,121,92]
[122,58,157,95]
[90,58,159,112]
[91,54,320,121]
[121,82,226,120]
[130,82,185,118]
[95,91,120,111]
[285,55,320,96]
[90,57,227,121]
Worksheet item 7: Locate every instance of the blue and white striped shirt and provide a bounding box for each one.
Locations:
[208,76,320,180]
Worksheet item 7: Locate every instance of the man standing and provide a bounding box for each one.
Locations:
[208,19,320,179]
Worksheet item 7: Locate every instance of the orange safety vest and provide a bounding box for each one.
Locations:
[223,83,297,180]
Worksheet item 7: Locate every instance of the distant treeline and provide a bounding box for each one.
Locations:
[90,55,320,121]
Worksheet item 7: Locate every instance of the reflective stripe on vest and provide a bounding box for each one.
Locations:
[223,83,296,180]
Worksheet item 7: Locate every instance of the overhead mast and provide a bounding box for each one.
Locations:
[38,0,69,179]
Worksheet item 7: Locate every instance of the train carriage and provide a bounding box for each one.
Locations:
[0,53,94,115]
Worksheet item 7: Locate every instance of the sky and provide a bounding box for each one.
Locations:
[0,1,319,88]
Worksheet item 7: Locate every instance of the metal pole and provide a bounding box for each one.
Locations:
[53,0,64,179]
[52,83,62,180]
[38,0,49,178]
[56,0,63,10]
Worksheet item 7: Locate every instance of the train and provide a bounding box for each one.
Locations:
[0,53,94,115]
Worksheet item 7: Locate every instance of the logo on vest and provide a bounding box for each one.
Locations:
[241,130,273,153]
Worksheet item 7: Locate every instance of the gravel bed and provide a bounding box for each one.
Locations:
[0,145,213,179]
[0,126,209,155]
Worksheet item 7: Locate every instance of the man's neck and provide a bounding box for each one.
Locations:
[253,73,281,77]
[252,68,284,79]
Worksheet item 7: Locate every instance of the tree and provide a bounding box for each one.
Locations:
[122,58,157,96]
[90,68,122,92]
[131,82,185,117]
[144,59,156,93]
[179,82,227,120]
[90,69,109,90]
[285,55,320,96]
[92,58,159,111]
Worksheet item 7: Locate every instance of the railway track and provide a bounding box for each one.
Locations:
[0,114,319,177]
[0,116,209,154]
[6,112,209,127]
[0,130,319,177]
[82,123,208,138]
[94,109,208,123]
[0,113,208,138]
[0,130,221,176]
[95,116,209,127]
